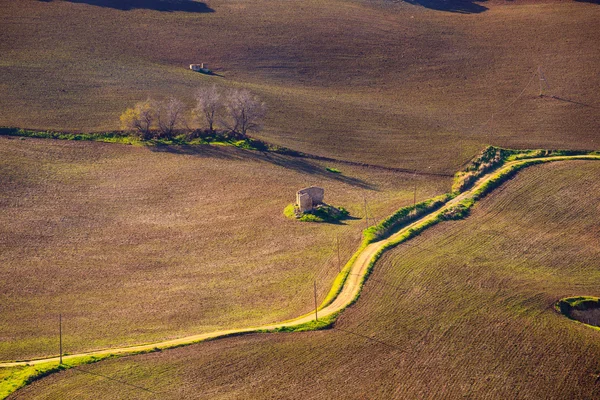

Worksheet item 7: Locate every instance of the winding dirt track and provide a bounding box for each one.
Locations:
[1,155,598,368]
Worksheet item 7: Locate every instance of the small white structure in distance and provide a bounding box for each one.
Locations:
[190,63,211,73]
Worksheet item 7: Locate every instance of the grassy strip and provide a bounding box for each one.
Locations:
[0,127,292,153]
[451,146,600,194]
[0,354,119,399]
[0,127,139,145]
[472,161,542,201]
[471,156,600,202]
[506,149,600,162]
[266,312,339,333]
[363,193,454,243]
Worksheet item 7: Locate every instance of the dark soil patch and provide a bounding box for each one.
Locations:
[570,308,600,327]
[556,296,600,328]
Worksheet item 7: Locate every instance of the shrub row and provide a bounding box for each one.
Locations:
[363,193,454,244]
[0,126,295,153]
[507,148,599,161]
[452,146,512,193]
[0,127,130,142]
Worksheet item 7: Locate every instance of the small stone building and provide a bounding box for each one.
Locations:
[296,186,325,213]
[189,63,210,73]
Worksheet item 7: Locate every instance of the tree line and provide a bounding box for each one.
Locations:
[120,86,266,140]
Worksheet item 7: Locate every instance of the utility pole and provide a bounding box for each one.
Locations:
[412,169,418,213]
[459,134,463,169]
[538,66,546,97]
[313,280,318,321]
[364,197,369,229]
[59,313,63,365]
[336,235,341,273]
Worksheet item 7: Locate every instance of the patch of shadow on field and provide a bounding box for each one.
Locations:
[151,145,376,190]
[575,0,600,4]
[39,0,214,13]
[258,152,376,190]
[403,0,488,13]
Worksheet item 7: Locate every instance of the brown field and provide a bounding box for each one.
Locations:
[1,0,599,172]
[12,160,600,399]
[0,136,448,361]
[2,0,600,398]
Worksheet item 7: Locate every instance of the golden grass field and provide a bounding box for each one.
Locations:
[11,160,600,399]
[0,136,449,361]
[1,0,599,172]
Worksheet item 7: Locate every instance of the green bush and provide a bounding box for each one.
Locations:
[284,203,350,223]
[364,193,453,244]
[452,146,512,193]
[438,198,474,221]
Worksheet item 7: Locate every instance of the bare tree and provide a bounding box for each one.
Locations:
[193,85,222,133]
[224,89,266,138]
[157,97,186,139]
[119,98,158,140]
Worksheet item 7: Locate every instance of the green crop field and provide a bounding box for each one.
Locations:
[11,160,600,399]
[1,0,599,173]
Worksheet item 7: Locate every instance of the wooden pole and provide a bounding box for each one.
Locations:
[59,314,63,365]
[538,66,543,97]
[364,197,368,229]
[314,280,318,321]
[413,169,417,212]
[336,235,341,273]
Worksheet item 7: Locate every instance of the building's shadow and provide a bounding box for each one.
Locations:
[150,144,376,190]
[39,0,214,13]
[404,0,488,13]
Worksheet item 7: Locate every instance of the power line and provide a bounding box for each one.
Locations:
[538,66,550,97]
[333,327,405,352]
[476,69,539,136]
[72,366,158,395]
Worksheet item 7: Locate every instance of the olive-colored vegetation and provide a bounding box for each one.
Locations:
[14,161,600,399]
[0,137,448,362]
[1,0,599,172]
[0,127,284,152]
[556,296,600,329]
[284,203,350,223]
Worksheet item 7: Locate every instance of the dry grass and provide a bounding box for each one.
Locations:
[1,0,599,172]
[13,160,600,399]
[0,137,448,361]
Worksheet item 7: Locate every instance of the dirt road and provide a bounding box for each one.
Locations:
[1,154,598,368]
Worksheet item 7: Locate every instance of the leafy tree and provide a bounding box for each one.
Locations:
[119,99,157,140]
